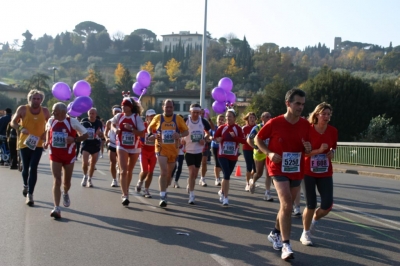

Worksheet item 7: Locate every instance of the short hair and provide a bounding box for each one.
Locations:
[27,89,45,103]
[53,102,67,112]
[190,103,201,110]
[285,88,306,103]
[226,109,236,117]
[5,108,12,114]
[163,99,174,106]
[308,102,333,124]
[217,114,224,120]
[88,108,97,114]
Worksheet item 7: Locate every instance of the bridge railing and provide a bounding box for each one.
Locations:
[332,142,400,169]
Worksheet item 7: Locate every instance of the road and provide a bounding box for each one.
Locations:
[0,152,399,266]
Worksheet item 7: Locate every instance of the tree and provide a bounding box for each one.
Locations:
[86,69,110,119]
[21,30,34,53]
[35,34,53,52]
[224,58,242,77]
[124,34,143,51]
[85,33,98,54]
[165,58,181,82]
[132,29,157,51]
[96,30,111,52]
[371,79,400,125]
[61,32,73,56]
[73,21,106,38]
[53,35,62,56]
[141,61,155,79]
[114,63,125,84]
[114,63,133,92]
[359,115,400,142]
[24,73,51,91]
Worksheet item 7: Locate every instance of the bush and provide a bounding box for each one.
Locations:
[359,115,400,143]
[87,56,103,64]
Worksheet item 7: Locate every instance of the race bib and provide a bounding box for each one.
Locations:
[282,152,301,173]
[162,130,174,144]
[24,134,40,150]
[122,131,135,146]
[87,128,95,140]
[144,133,155,146]
[310,154,329,173]
[52,132,68,148]
[222,141,236,155]
[190,130,203,143]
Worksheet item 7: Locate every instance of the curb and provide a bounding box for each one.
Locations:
[333,168,400,181]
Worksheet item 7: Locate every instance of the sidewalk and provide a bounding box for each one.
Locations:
[332,163,400,180]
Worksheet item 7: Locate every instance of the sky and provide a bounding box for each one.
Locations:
[1,0,399,50]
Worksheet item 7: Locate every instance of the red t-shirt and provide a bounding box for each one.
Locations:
[242,124,255,151]
[257,115,310,180]
[304,124,338,177]
[214,123,246,161]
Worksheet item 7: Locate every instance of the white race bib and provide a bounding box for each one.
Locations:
[310,154,329,173]
[24,134,40,150]
[190,130,203,143]
[87,128,95,140]
[122,131,135,146]
[282,152,301,173]
[222,141,236,155]
[144,133,155,146]
[162,130,175,144]
[52,132,68,148]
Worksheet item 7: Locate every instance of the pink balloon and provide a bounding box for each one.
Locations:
[212,87,227,102]
[218,77,233,91]
[52,82,71,101]
[212,101,226,114]
[132,82,144,96]
[136,70,151,87]
[73,80,91,97]
[71,96,93,113]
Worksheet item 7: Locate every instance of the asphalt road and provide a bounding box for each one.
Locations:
[0,152,399,266]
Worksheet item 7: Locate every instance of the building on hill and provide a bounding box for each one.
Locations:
[0,82,26,104]
[161,31,211,51]
[334,37,342,50]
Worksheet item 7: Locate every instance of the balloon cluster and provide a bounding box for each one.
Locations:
[132,70,151,101]
[211,77,236,114]
[52,80,93,117]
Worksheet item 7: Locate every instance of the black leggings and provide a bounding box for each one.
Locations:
[303,175,333,210]
[20,147,43,195]
[218,157,237,180]
[172,154,185,182]
[212,147,221,168]
[243,149,256,173]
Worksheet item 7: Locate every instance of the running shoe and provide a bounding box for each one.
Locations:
[300,231,313,246]
[63,192,70,207]
[186,184,190,194]
[293,205,301,216]
[245,184,250,191]
[87,179,93,188]
[222,197,229,206]
[81,175,87,187]
[188,195,195,204]
[50,206,61,219]
[199,178,207,187]
[218,190,224,203]
[121,195,130,206]
[174,181,180,188]
[111,179,119,187]
[310,221,318,236]
[249,179,256,194]
[143,189,152,198]
[281,243,294,260]
[26,194,34,206]
[22,185,28,197]
[135,180,143,193]
[159,195,167,208]
[267,231,283,250]
[263,191,273,202]
[100,154,103,158]
[215,178,221,186]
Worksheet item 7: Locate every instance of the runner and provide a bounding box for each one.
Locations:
[75,117,82,160]
[247,112,274,201]
[6,120,18,169]
[172,115,185,188]
[112,96,145,206]
[105,105,121,187]
[45,103,88,219]
[11,89,50,206]
[99,118,106,158]
[80,108,104,188]
[211,114,225,186]
[0,108,12,165]
[136,109,157,198]
[199,109,215,186]
[255,88,311,260]
[182,104,211,204]
[147,99,188,208]
[214,109,246,206]
[242,112,257,191]
[300,102,337,246]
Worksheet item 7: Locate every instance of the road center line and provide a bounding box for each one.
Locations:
[210,254,234,266]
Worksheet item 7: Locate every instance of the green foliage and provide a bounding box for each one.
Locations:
[185,80,199,90]
[0,93,17,111]
[73,21,106,37]
[124,34,143,51]
[371,79,400,125]
[85,69,110,119]
[359,115,400,143]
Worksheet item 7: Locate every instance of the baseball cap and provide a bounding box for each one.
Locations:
[146,109,156,116]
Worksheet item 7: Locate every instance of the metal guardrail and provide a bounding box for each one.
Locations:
[332,142,400,169]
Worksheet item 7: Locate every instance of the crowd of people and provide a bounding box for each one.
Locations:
[1,87,337,261]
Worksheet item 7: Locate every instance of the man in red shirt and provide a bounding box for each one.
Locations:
[255,88,311,261]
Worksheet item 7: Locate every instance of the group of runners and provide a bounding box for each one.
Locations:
[7,87,337,261]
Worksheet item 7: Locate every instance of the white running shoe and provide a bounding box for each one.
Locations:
[218,190,224,203]
[249,179,256,194]
[281,243,294,260]
[300,231,313,246]
[121,195,130,206]
[267,231,283,250]
[245,184,250,191]
[87,179,93,188]
[111,179,119,187]
[174,181,180,188]
[50,206,61,219]
[263,191,273,201]
[293,205,301,216]
[199,178,207,187]
[188,194,195,204]
[215,178,221,186]
[63,192,70,207]
[26,194,34,206]
[81,175,87,187]
[222,197,229,206]
[310,221,318,236]
[135,180,143,192]
[100,154,103,159]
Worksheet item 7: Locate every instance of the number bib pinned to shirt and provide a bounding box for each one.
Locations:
[282,152,301,173]
[24,134,40,150]
[222,141,236,155]
[52,132,68,148]
[144,133,155,146]
[122,131,135,146]
[162,130,174,144]
[87,128,95,140]
[310,154,329,173]
[190,130,203,143]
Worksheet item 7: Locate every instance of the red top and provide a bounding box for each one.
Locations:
[115,114,140,150]
[242,124,255,150]
[140,122,156,153]
[214,123,246,161]
[257,115,310,180]
[304,124,338,177]
[49,117,77,157]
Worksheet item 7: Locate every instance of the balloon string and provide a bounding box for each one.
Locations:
[138,89,145,102]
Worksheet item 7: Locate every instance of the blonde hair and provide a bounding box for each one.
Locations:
[308,102,332,124]
[27,89,45,103]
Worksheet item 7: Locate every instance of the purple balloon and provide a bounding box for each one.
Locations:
[212,87,227,102]
[136,70,151,87]
[68,110,82,117]
[73,80,91,97]
[218,77,233,92]
[132,82,144,96]
[71,96,93,113]
[226,91,236,104]
[52,82,71,101]
[212,101,226,114]
[67,102,73,112]
[133,97,139,102]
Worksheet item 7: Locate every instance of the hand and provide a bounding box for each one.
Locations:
[181,139,186,145]
[66,136,75,145]
[268,152,282,163]
[116,128,121,134]
[229,131,236,137]
[123,123,133,131]
[43,142,49,149]
[319,143,328,153]
[173,132,180,140]
[20,128,29,135]
[215,137,222,143]
[147,135,155,142]
[302,138,311,153]
[326,148,334,159]
[199,139,205,145]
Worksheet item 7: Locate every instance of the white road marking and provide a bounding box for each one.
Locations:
[210,254,234,266]
[96,170,106,176]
